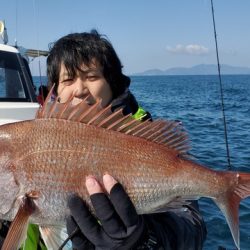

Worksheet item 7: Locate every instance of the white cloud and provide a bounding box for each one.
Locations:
[166,44,209,55]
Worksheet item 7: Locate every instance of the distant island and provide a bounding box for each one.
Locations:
[133,64,250,76]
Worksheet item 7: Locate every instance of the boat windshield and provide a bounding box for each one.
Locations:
[0,50,36,102]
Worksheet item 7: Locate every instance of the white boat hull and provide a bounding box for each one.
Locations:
[0,102,39,125]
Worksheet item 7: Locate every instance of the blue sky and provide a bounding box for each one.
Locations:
[1,0,250,75]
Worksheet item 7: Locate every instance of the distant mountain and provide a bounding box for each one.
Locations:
[134,64,250,76]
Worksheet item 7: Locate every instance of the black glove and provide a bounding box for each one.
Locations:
[67,183,146,250]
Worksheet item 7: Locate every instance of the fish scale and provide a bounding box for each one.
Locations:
[4,119,181,212]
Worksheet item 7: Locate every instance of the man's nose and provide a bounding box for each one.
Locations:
[73,80,85,97]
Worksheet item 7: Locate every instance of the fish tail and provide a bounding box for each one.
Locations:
[213,172,250,250]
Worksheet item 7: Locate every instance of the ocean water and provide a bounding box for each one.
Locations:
[34,75,250,250]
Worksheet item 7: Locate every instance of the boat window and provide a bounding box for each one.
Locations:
[0,67,26,98]
[0,50,36,102]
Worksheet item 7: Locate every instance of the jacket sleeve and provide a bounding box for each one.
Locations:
[142,201,207,250]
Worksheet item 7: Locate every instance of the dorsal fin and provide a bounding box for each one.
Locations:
[35,87,191,156]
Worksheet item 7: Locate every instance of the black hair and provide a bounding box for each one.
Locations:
[47,30,130,98]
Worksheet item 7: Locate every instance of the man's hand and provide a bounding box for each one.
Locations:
[66,174,145,250]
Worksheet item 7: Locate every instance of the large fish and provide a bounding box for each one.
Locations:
[0,91,249,249]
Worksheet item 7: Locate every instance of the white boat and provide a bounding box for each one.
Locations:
[0,43,40,125]
[0,20,48,125]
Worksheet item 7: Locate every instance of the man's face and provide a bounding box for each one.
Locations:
[57,62,112,107]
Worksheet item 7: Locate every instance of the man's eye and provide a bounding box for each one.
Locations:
[62,79,73,84]
[87,75,98,81]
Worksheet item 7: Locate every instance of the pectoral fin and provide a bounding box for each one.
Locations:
[2,194,37,250]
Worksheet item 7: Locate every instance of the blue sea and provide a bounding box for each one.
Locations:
[34,75,250,250]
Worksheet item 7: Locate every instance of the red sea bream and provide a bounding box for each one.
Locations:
[0,92,250,249]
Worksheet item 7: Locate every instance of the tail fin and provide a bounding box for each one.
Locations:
[213,172,250,250]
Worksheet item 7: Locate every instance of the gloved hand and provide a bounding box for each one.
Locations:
[66,174,145,250]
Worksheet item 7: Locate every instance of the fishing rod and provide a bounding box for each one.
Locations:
[210,0,232,170]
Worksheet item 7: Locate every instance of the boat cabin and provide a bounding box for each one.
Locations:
[0,44,39,125]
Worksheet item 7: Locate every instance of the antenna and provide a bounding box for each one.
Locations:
[15,0,19,46]
[33,0,43,87]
